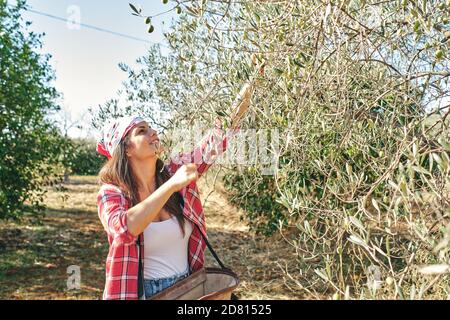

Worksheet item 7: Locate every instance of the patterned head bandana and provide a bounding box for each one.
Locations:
[96,116,145,159]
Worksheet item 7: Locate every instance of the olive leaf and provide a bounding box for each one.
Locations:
[129,3,141,15]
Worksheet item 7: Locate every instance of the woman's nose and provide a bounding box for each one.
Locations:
[148,128,157,137]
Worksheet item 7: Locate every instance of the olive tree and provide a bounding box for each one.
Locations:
[94,0,449,299]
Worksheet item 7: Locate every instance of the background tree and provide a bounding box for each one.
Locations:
[53,105,88,182]
[66,138,105,176]
[0,0,65,220]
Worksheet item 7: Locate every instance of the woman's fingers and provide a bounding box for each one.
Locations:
[184,163,197,172]
[251,53,258,65]
[209,149,218,162]
[251,53,266,76]
[169,163,199,191]
[184,163,198,183]
[258,61,266,75]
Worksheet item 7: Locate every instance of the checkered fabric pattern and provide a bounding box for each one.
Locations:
[97,119,232,300]
[96,116,145,159]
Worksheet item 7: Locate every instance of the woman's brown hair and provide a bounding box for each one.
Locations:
[98,133,186,236]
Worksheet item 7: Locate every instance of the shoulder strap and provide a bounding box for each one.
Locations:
[137,235,145,299]
[136,220,231,299]
[193,222,230,271]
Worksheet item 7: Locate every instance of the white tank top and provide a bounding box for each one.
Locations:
[143,215,193,280]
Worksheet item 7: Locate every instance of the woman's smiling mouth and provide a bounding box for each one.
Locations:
[149,138,160,145]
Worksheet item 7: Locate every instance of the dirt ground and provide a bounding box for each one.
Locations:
[0,174,304,300]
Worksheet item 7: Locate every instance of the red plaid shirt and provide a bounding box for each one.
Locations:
[97,120,232,300]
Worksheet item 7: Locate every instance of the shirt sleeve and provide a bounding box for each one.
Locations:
[97,185,138,245]
[166,117,236,177]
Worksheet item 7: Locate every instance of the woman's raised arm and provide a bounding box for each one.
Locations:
[166,56,265,177]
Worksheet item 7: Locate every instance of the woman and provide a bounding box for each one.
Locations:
[96,65,262,300]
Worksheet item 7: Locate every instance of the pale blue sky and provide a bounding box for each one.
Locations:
[8,0,177,138]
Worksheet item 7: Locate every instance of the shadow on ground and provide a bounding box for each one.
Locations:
[0,175,302,300]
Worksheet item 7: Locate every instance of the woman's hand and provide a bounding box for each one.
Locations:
[126,164,198,237]
[252,53,266,79]
[229,54,265,129]
[168,164,199,192]
[230,82,254,127]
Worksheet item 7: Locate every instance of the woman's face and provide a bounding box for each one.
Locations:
[126,121,161,160]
